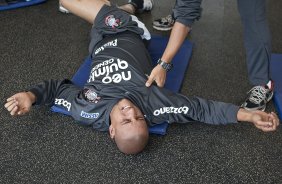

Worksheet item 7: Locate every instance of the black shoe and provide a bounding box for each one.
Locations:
[153,14,175,31]
[241,85,274,111]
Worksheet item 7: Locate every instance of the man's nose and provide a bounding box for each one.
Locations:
[127,107,137,116]
[123,107,138,118]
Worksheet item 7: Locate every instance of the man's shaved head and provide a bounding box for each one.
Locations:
[109,98,149,154]
[114,126,149,154]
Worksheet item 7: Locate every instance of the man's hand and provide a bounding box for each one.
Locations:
[4,92,36,116]
[238,108,280,132]
[250,111,280,132]
[145,65,167,87]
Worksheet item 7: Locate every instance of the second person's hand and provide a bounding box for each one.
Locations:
[145,65,167,87]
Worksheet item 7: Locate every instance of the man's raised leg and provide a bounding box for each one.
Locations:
[59,0,110,24]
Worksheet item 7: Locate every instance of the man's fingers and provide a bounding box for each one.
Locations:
[261,123,276,132]
[145,76,154,87]
[4,99,16,109]
[269,113,280,127]
[6,101,18,112]
[10,105,19,116]
[256,120,273,127]
[270,112,280,124]
[256,123,275,132]
[18,109,27,115]
[6,96,15,102]
[257,119,278,131]
[261,127,276,132]
[18,111,23,115]
[270,112,277,117]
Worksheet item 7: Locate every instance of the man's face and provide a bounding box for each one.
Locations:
[109,98,148,138]
[109,98,149,154]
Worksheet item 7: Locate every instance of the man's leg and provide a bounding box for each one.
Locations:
[59,0,154,17]
[59,0,110,24]
[238,0,273,111]
[118,4,136,15]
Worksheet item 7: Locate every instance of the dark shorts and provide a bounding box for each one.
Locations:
[88,5,150,57]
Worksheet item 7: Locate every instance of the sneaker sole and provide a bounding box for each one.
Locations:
[242,105,266,112]
[153,25,173,31]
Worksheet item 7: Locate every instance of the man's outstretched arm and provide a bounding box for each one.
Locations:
[4,79,80,116]
[147,86,279,132]
[60,0,110,24]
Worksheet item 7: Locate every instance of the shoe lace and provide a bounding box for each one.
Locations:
[248,86,268,104]
[161,15,174,23]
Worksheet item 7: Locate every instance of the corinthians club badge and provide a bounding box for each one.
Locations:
[83,88,101,103]
[105,15,122,29]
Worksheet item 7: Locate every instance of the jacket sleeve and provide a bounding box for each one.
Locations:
[28,79,80,107]
[28,79,112,131]
[148,86,239,125]
[172,0,203,27]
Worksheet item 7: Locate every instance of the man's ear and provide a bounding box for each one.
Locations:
[109,125,115,139]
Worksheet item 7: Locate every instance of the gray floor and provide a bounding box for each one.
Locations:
[1,0,282,183]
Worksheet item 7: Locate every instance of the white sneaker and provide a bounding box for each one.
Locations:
[241,81,274,111]
[153,14,175,31]
[128,0,154,12]
[142,0,154,11]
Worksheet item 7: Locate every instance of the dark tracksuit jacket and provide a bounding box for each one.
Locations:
[29,32,239,132]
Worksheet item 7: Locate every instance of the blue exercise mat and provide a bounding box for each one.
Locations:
[51,35,193,135]
[270,53,282,120]
[0,0,46,11]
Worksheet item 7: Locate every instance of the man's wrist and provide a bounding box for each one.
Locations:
[237,108,253,123]
[26,91,36,105]
[157,58,173,72]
